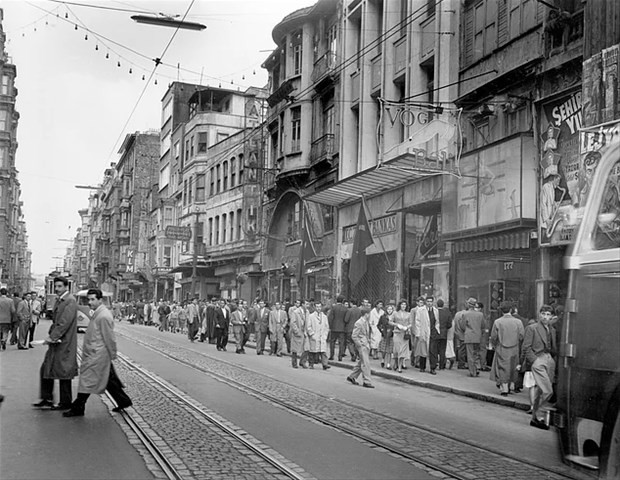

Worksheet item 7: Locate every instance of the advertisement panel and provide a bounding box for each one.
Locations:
[539,91,583,245]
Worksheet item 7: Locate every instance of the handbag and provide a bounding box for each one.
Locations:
[403,331,411,341]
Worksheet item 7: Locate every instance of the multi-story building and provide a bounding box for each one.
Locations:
[0,8,31,293]
[261,0,341,304]
[165,84,267,300]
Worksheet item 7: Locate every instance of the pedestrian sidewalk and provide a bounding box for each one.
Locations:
[0,323,153,480]
[250,339,530,411]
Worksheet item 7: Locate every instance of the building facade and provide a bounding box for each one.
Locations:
[0,8,31,293]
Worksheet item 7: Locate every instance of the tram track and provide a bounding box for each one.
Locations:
[77,347,310,480]
[117,327,588,480]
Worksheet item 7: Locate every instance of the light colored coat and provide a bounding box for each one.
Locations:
[288,307,305,354]
[352,316,371,349]
[306,310,329,353]
[42,292,78,380]
[490,313,524,384]
[78,304,117,394]
[369,307,383,349]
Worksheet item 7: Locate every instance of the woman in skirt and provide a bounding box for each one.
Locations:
[377,304,395,369]
[391,300,412,373]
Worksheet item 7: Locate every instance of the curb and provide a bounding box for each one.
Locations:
[245,339,530,412]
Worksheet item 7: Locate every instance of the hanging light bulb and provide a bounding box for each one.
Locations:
[106,52,109,59]
[95,44,98,51]
[84,34,88,40]
[154,79,158,85]
[117,60,121,67]
[65,12,68,19]
[129,68,132,74]
[253,69,256,75]
[230,79,233,84]
[45,21,48,26]
[74,24,78,30]
[34,27,37,32]
[218,83,221,88]
[242,75,245,80]
[142,74,145,81]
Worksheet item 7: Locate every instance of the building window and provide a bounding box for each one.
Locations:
[163,246,171,267]
[184,139,190,164]
[209,167,215,196]
[0,147,7,168]
[223,160,228,191]
[287,200,300,242]
[198,132,208,153]
[216,164,221,193]
[230,157,236,188]
[271,131,279,162]
[291,107,301,152]
[238,154,244,185]
[183,180,188,206]
[164,207,173,228]
[196,222,204,247]
[229,211,235,241]
[208,217,213,246]
[293,42,303,75]
[1,75,11,96]
[190,135,195,157]
[214,215,220,244]
[188,176,193,204]
[196,174,206,202]
[222,213,227,243]
[236,208,242,240]
[162,98,172,126]
[0,110,7,131]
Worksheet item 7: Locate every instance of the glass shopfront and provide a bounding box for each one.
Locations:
[456,250,534,321]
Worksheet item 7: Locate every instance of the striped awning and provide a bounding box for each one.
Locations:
[454,230,532,253]
[304,155,448,207]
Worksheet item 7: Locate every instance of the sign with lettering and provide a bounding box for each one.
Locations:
[379,99,461,174]
[165,225,192,241]
[343,214,397,243]
[126,249,135,273]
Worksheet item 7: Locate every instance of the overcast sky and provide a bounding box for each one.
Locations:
[2,0,312,276]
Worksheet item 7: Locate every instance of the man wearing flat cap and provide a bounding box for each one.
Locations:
[462,297,484,377]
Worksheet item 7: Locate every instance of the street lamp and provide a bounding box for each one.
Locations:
[131,15,206,31]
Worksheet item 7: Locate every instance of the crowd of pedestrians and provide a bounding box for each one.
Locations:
[0,288,43,351]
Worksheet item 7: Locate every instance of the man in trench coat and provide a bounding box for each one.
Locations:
[64,288,132,417]
[33,277,78,410]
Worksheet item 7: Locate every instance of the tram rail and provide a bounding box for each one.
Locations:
[117,328,588,480]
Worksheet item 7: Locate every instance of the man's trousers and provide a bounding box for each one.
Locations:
[429,337,447,371]
[329,331,347,360]
[215,327,228,350]
[465,342,481,376]
[40,364,72,406]
[531,353,556,423]
[349,345,372,385]
[71,364,132,413]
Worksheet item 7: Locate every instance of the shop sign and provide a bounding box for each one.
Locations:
[343,214,397,243]
[539,91,583,246]
[165,225,192,241]
[418,214,439,260]
[379,99,461,174]
[126,249,135,273]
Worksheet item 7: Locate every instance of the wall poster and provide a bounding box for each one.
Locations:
[539,91,583,246]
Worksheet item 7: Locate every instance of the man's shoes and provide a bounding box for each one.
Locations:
[350,357,357,362]
[222,347,227,352]
[328,356,334,361]
[1,341,6,350]
[63,409,84,417]
[530,419,550,430]
[292,365,298,369]
[346,376,358,385]
[276,354,282,357]
[362,383,375,389]
[513,388,522,393]
[17,346,28,350]
[51,403,73,411]
[430,370,437,375]
[29,343,34,348]
[112,403,132,412]
[500,392,508,397]
[32,399,54,408]
[323,365,331,370]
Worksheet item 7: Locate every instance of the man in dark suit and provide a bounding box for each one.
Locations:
[33,277,78,410]
[343,299,361,362]
[463,297,484,377]
[521,304,556,430]
[245,300,258,344]
[214,299,230,351]
[328,295,348,361]
[255,300,270,355]
[429,298,452,373]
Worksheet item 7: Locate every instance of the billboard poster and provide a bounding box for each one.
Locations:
[539,91,583,246]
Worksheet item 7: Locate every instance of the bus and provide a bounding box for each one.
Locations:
[43,271,75,318]
[555,139,620,479]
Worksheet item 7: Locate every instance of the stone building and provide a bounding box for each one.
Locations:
[0,8,31,293]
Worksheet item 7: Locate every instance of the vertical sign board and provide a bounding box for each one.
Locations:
[539,91,583,246]
[126,249,135,273]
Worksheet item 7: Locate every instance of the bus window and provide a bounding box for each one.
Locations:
[593,159,620,250]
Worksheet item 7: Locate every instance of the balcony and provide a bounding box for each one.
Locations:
[311,51,338,91]
[267,79,295,108]
[310,134,336,167]
[544,9,583,60]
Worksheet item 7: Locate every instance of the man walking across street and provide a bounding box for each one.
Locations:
[344,299,361,362]
[463,297,484,377]
[522,305,557,430]
[16,292,32,350]
[490,301,524,396]
[64,289,132,417]
[33,276,78,410]
[347,308,374,388]
[328,295,348,361]
[0,288,15,350]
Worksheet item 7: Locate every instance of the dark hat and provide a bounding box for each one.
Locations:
[467,297,477,306]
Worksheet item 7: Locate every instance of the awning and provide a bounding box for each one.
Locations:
[304,155,442,206]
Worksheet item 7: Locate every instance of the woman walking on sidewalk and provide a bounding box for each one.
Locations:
[377,304,395,369]
[391,300,411,373]
[369,300,384,360]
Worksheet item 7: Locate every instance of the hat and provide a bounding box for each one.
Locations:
[467,297,477,306]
